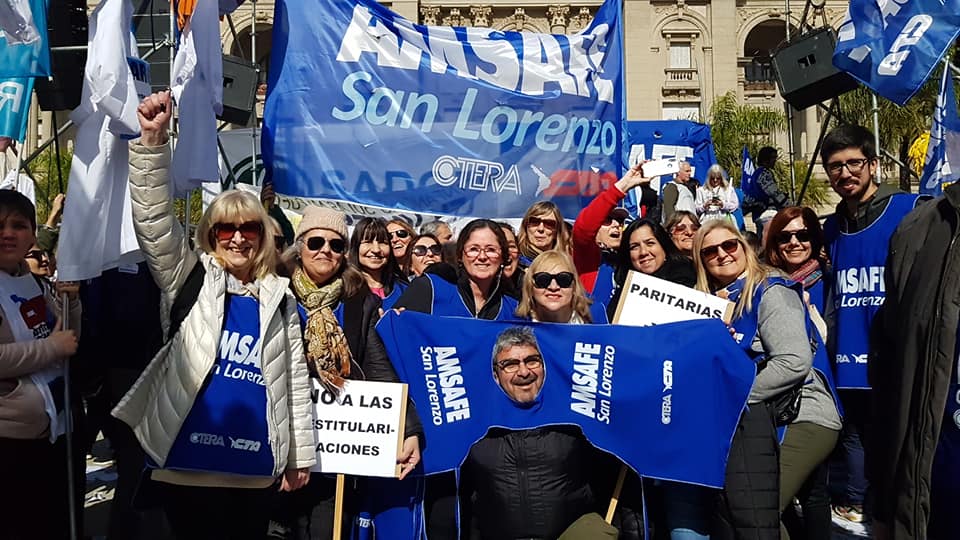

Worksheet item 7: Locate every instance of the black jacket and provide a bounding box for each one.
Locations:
[869,183,960,539]
[394,262,517,319]
[461,425,599,540]
[340,290,423,441]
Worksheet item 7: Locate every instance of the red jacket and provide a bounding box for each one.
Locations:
[573,184,627,292]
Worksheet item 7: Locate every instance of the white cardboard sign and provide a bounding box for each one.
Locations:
[612,270,734,326]
[310,379,408,478]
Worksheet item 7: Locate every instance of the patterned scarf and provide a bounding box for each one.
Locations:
[291,267,352,393]
[789,259,823,290]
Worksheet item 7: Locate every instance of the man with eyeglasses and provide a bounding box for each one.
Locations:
[819,125,930,528]
[458,326,608,540]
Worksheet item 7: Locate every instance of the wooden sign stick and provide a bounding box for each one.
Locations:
[333,473,345,540]
[604,464,628,523]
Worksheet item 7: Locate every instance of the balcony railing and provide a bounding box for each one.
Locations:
[663,68,700,91]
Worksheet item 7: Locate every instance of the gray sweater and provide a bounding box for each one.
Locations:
[748,284,812,405]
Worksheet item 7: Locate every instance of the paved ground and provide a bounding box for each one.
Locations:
[83,438,870,539]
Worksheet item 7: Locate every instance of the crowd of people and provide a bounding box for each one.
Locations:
[0,90,954,540]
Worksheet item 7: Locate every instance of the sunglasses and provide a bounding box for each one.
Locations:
[496,354,543,374]
[389,229,410,239]
[527,216,558,231]
[601,216,625,227]
[212,221,263,242]
[775,229,811,245]
[532,271,575,289]
[672,224,699,235]
[25,249,49,261]
[411,244,442,257]
[305,235,346,254]
[700,239,740,261]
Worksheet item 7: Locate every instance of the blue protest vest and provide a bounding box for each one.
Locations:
[381,279,408,311]
[425,273,520,321]
[824,194,921,389]
[724,275,799,361]
[376,312,756,488]
[807,278,825,316]
[165,295,274,476]
[592,260,617,307]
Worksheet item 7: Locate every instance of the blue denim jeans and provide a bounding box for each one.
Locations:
[661,481,713,539]
[838,391,869,506]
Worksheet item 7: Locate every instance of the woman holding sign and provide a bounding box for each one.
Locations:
[282,206,424,539]
[693,220,813,540]
[763,208,842,540]
[113,91,315,539]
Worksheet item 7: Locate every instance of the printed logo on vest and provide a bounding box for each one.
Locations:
[420,346,471,425]
[189,432,226,446]
[570,342,616,425]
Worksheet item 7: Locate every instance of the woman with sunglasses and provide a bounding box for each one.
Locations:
[402,234,443,278]
[24,245,56,280]
[762,208,842,540]
[692,220,813,540]
[279,206,423,539]
[113,91,314,539]
[394,219,520,540]
[517,201,572,268]
[665,211,701,259]
[349,218,408,310]
[387,219,416,263]
[515,250,605,323]
[695,165,739,224]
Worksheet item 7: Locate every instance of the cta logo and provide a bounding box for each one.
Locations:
[661,360,673,425]
[835,353,868,365]
[229,437,262,452]
[189,432,225,446]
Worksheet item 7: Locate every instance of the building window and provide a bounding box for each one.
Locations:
[662,103,700,121]
[669,43,691,69]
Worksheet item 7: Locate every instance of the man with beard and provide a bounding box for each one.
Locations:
[820,125,929,527]
[573,163,652,304]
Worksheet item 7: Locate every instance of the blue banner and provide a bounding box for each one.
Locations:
[622,120,717,215]
[740,145,761,199]
[920,65,960,196]
[0,0,50,78]
[0,77,33,141]
[263,0,625,220]
[833,0,960,106]
[376,312,755,488]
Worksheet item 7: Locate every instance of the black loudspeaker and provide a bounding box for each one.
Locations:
[772,28,859,110]
[132,0,172,92]
[219,55,259,126]
[35,0,87,111]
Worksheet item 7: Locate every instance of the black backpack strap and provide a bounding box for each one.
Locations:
[168,261,206,341]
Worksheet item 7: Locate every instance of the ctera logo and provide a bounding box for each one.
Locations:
[229,438,262,452]
[189,432,225,446]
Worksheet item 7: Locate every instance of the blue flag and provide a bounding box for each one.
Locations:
[920,66,960,196]
[263,0,625,221]
[0,0,51,78]
[833,0,960,106]
[376,312,755,488]
[0,77,34,141]
[740,146,761,199]
[622,120,717,215]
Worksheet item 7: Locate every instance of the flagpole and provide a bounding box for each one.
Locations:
[871,93,881,183]
[251,0,259,187]
[61,291,79,540]
[784,0,797,201]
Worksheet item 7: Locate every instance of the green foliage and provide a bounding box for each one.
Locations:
[707,92,786,187]
[24,146,71,225]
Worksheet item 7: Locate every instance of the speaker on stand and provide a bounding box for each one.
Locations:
[771,28,859,110]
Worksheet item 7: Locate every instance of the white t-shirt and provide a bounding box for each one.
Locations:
[171,0,223,195]
[58,0,144,281]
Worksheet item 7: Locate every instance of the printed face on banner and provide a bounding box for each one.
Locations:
[263,0,625,220]
[493,342,546,404]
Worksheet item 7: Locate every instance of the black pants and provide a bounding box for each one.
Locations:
[275,473,352,540]
[159,482,273,539]
[0,436,84,540]
[714,402,780,540]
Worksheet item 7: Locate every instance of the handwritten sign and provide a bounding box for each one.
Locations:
[311,380,408,478]
[612,271,734,326]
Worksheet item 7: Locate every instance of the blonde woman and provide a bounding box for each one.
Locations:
[692,220,812,540]
[515,250,603,323]
[113,91,314,538]
[517,201,572,268]
[695,164,739,224]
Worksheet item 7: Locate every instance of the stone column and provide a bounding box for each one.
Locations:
[547,5,570,33]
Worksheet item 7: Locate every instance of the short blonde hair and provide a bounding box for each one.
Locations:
[692,220,771,320]
[516,249,593,322]
[195,190,277,280]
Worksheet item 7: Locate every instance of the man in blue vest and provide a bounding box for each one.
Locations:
[820,125,929,527]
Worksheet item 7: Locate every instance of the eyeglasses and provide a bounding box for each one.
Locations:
[825,158,871,176]
[389,229,410,239]
[672,224,699,235]
[601,216,624,227]
[775,229,811,245]
[496,354,543,374]
[213,221,263,242]
[411,244,442,257]
[532,271,575,289]
[527,216,558,231]
[305,235,346,254]
[700,238,740,261]
[25,249,48,261]
[464,245,501,259]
